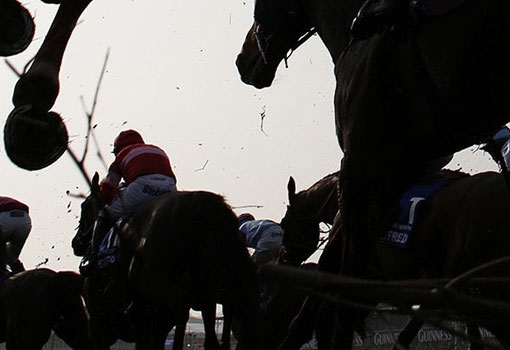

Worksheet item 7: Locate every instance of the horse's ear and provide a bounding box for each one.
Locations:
[91,172,100,194]
[288,176,296,203]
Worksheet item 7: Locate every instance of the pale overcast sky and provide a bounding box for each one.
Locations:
[0,0,496,272]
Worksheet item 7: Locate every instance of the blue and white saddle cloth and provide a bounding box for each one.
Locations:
[97,217,127,270]
[378,180,453,248]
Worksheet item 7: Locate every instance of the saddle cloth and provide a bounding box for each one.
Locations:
[97,217,127,270]
[378,180,453,248]
[412,0,468,16]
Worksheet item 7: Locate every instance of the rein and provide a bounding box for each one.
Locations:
[284,28,317,67]
[314,183,337,224]
[293,181,338,226]
[282,183,338,263]
[255,19,317,67]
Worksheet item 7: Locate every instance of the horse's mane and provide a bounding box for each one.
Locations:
[422,169,470,184]
[299,169,468,197]
[304,171,340,194]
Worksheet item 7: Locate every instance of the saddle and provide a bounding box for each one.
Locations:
[351,0,469,40]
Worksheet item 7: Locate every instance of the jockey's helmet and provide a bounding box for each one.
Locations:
[238,213,255,226]
[113,129,144,155]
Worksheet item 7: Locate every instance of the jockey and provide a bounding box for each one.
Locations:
[0,196,31,278]
[79,129,177,275]
[485,125,510,171]
[238,213,283,266]
[350,0,408,40]
[493,126,510,169]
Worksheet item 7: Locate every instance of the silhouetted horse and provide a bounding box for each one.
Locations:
[72,173,259,350]
[237,0,510,346]
[236,0,510,294]
[0,268,92,349]
[278,170,510,348]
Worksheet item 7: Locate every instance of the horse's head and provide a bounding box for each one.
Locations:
[236,0,315,89]
[279,173,340,265]
[279,176,322,265]
[72,173,103,256]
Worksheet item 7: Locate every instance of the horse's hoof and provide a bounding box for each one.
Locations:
[0,0,35,56]
[4,105,68,170]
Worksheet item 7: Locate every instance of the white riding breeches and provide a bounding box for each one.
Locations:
[105,174,177,221]
[0,210,32,265]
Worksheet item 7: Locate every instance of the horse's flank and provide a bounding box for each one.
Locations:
[74,182,263,349]
[126,190,262,349]
[379,171,510,279]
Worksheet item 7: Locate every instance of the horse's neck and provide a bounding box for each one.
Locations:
[302,178,339,224]
[301,0,361,62]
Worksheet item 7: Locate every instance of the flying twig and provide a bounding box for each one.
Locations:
[195,160,209,171]
[4,55,35,77]
[260,105,268,136]
[35,258,49,268]
[232,205,264,209]
[65,190,88,199]
[4,59,21,77]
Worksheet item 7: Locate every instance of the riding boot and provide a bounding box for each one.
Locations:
[79,214,112,276]
[350,0,409,40]
[8,260,25,274]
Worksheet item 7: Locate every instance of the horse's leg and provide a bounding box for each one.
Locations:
[324,303,356,350]
[150,308,177,350]
[466,323,483,350]
[278,296,324,350]
[134,302,169,350]
[53,295,92,350]
[6,322,52,350]
[220,303,232,350]
[172,309,189,350]
[87,312,118,350]
[201,303,221,350]
[394,318,423,349]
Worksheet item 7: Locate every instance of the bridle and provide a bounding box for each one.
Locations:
[280,184,337,264]
[73,193,105,255]
[253,0,317,67]
[254,22,317,66]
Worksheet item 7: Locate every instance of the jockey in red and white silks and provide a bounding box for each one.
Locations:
[80,129,177,276]
[100,134,177,220]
